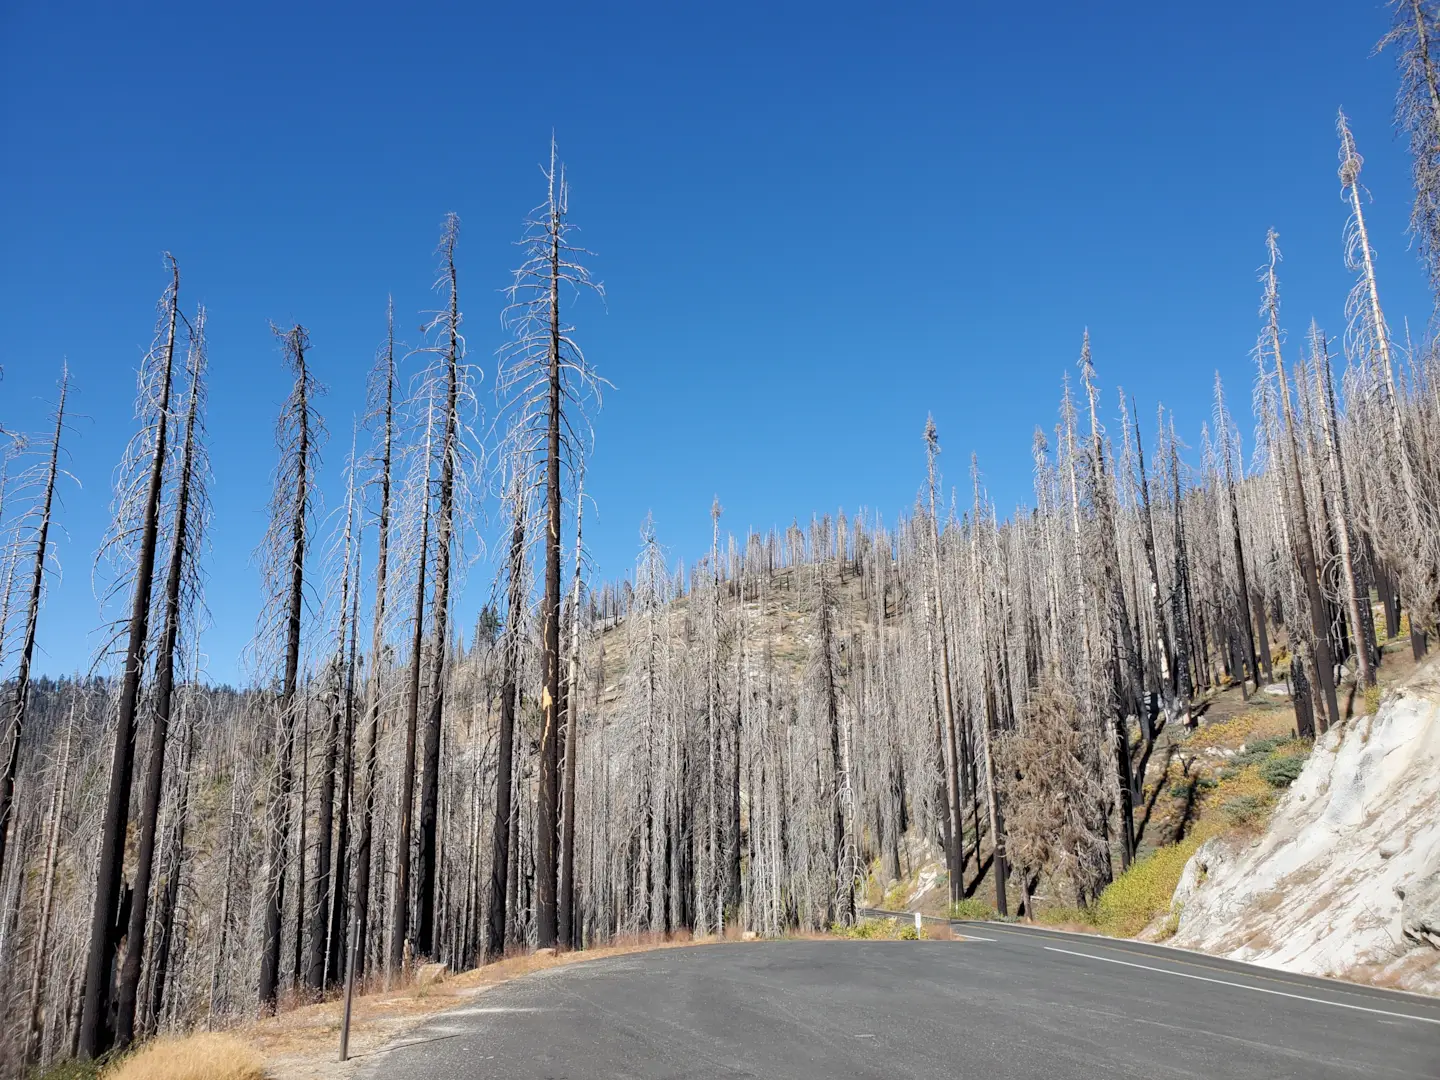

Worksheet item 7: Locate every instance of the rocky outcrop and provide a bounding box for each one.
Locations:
[1169,659,1440,995]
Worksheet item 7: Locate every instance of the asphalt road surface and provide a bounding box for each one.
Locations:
[354,923,1440,1079]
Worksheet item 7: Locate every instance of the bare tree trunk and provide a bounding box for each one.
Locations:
[146,704,193,1031]
[923,419,965,910]
[259,323,318,1013]
[329,566,360,987]
[1312,325,1376,688]
[390,425,432,976]
[535,182,566,951]
[1262,232,1341,734]
[0,370,67,891]
[418,215,462,957]
[1215,376,1263,694]
[486,474,528,959]
[349,305,395,987]
[115,310,205,1048]
[558,471,586,948]
[25,705,73,1064]
[82,260,181,1058]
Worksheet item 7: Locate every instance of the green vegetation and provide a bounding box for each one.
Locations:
[1259,753,1307,788]
[1090,834,1206,937]
[831,915,932,940]
[832,917,901,939]
[1221,793,1271,825]
[1364,684,1383,716]
[948,898,998,921]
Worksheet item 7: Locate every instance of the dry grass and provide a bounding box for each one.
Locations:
[105,1034,264,1080]
[1187,709,1295,753]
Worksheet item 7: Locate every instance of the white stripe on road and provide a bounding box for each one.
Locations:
[1042,947,1440,1026]
[954,934,997,942]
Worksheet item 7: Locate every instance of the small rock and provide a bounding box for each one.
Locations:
[1263,682,1291,697]
[1379,841,1399,860]
[415,962,448,986]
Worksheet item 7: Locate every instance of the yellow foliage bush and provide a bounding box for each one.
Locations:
[104,1033,265,1080]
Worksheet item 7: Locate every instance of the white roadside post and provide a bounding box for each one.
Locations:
[915,912,923,935]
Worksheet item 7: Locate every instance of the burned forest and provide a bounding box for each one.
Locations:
[5,9,1440,1073]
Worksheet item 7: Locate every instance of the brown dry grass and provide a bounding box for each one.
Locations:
[105,1033,264,1080]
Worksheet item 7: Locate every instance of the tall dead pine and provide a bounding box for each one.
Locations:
[114,306,209,1047]
[81,259,181,1058]
[0,369,69,890]
[257,324,323,1012]
[499,139,603,949]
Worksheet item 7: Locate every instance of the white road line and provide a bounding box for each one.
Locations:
[1042,947,1440,1026]
[954,934,997,942]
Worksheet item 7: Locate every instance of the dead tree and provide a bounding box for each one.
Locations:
[81,258,182,1058]
[306,440,360,991]
[923,418,965,908]
[1310,323,1376,688]
[0,370,68,893]
[390,409,433,976]
[499,139,603,949]
[257,323,323,1012]
[417,214,476,956]
[1258,232,1340,734]
[115,305,209,1047]
[558,467,586,947]
[485,467,528,959]
[1379,0,1440,297]
[1213,375,1265,691]
[348,301,397,986]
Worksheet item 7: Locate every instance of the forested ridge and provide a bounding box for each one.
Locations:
[5,8,1440,1074]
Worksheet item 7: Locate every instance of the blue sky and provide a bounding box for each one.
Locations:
[0,1,1430,683]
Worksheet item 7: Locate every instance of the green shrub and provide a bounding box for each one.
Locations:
[1091,835,1202,937]
[1220,793,1269,825]
[897,923,920,940]
[833,916,898,939]
[948,898,998,921]
[1233,736,1290,768]
[1259,753,1306,788]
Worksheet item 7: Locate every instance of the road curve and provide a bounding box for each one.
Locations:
[355,924,1440,1079]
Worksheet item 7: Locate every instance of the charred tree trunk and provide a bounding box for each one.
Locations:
[418,215,462,957]
[82,262,181,1058]
[115,312,205,1048]
[486,475,528,960]
[923,418,965,910]
[536,186,565,952]
[349,306,396,985]
[390,433,432,976]
[558,472,586,948]
[258,323,317,1013]
[0,371,67,892]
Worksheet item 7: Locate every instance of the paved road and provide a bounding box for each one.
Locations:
[355,923,1440,1079]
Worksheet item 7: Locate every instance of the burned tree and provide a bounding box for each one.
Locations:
[114,306,210,1047]
[256,324,324,1012]
[498,139,604,949]
[81,258,182,1058]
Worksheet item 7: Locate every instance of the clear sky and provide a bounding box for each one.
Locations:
[0,1,1430,683]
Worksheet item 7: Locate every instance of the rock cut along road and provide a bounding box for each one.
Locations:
[354,923,1440,1079]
